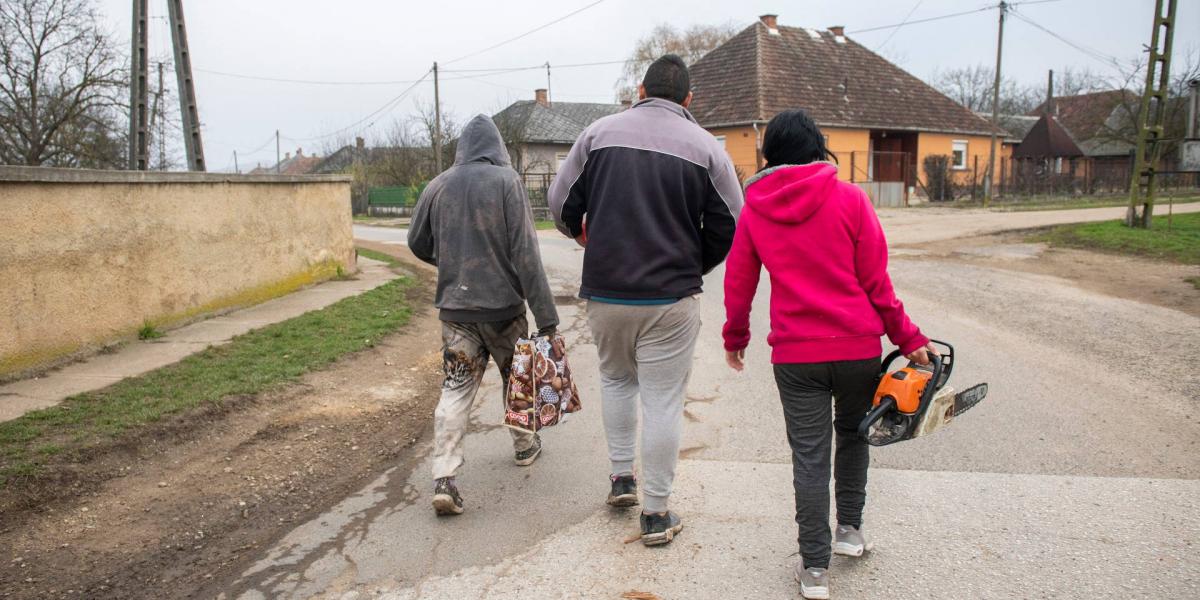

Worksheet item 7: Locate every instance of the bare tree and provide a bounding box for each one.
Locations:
[614,23,738,102]
[0,0,125,167]
[931,64,1041,115]
[1090,49,1200,162]
[413,99,461,172]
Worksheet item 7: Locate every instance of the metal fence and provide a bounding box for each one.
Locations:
[849,151,916,207]
[523,172,555,221]
[922,155,1200,202]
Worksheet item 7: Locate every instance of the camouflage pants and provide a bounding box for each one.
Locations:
[431,316,536,480]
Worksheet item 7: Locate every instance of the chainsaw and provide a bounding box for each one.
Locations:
[857,340,988,446]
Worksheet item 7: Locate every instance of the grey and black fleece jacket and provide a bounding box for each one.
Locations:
[408,115,559,330]
[548,97,744,300]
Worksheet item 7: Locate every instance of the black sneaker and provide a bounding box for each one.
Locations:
[606,474,638,507]
[514,434,542,466]
[432,477,463,516]
[639,511,683,546]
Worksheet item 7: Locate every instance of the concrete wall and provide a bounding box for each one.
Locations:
[0,167,355,379]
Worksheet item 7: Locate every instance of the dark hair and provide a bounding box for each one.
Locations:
[642,54,690,104]
[761,109,836,168]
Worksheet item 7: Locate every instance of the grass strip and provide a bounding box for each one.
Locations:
[535,220,557,231]
[929,195,1200,212]
[356,247,403,266]
[0,276,413,485]
[1032,212,1200,265]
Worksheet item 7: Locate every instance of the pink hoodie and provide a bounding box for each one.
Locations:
[722,162,928,364]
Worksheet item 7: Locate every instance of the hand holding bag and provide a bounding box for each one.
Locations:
[504,333,582,433]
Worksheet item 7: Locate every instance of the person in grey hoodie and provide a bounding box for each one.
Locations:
[408,114,559,516]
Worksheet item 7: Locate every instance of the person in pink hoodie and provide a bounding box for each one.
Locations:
[722,110,936,600]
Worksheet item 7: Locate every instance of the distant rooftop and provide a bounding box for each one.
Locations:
[493,89,625,145]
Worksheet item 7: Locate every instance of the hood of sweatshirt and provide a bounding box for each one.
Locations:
[743,162,839,224]
[454,114,512,167]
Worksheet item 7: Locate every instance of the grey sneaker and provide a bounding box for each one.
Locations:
[639,511,683,546]
[833,524,874,557]
[514,434,542,466]
[794,565,829,600]
[432,477,463,516]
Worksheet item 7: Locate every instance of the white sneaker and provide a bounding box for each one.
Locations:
[833,524,874,557]
[795,564,829,600]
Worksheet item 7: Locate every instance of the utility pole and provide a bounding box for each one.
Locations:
[1126,0,1178,229]
[546,62,552,106]
[168,0,206,171]
[153,62,166,170]
[234,150,239,174]
[983,0,1007,206]
[275,130,281,174]
[128,0,149,170]
[433,61,443,173]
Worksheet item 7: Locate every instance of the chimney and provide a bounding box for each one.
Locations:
[759,14,778,30]
[829,25,845,36]
[295,147,303,157]
[355,136,365,150]
[535,88,549,107]
[284,152,291,160]
[1045,70,1055,117]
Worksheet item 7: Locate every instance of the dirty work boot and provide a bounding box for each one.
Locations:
[432,477,464,516]
[639,511,683,546]
[833,524,874,557]
[514,434,542,466]
[795,565,830,600]
[607,474,638,507]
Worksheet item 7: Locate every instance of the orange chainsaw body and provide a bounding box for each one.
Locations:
[873,367,933,414]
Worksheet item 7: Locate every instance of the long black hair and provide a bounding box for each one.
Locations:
[761,109,836,169]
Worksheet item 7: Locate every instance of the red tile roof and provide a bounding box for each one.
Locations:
[688,20,1001,136]
[1027,90,1135,142]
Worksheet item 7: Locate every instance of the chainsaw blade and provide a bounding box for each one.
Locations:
[952,383,988,416]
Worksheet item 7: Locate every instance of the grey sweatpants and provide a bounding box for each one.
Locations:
[774,358,880,569]
[585,296,701,514]
[430,316,536,480]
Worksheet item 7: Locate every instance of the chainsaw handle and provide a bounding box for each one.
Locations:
[858,396,896,440]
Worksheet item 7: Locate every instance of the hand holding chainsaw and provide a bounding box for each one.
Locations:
[904,342,939,366]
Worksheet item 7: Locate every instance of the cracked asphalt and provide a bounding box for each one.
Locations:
[221,207,1199,599]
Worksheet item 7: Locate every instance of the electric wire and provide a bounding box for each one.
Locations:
[874,0,924,51]
[1007,7,1126,68]
[444,0,610,65]
[285,69,432,142]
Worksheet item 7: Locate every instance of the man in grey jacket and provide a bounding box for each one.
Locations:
[408,114,559,516]
[548,55,743,545]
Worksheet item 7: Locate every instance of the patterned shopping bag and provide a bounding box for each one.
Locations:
[503,333,582,433]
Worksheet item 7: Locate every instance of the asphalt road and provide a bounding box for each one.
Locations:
[222,208,1199,599]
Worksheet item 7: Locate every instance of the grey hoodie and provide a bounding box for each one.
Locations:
[408,115,558,330]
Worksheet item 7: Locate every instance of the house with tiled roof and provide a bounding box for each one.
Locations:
[247,147,322,175]
[493,90,625,175]
[688,14,1006,204]
[1017,90,1138,166]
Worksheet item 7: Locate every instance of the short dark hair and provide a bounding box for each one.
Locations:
[761,109,836,168]
[642,54,690,104]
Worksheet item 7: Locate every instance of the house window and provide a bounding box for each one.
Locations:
[1054,157,1064,174]
[713,135,726,148]
[951,140,968,170]
[555,153,569,172]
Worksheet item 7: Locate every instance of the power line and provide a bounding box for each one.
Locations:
[874,0,925,50]
[445,0,610,65]
[847,0,1063,35]
[1007,7,1125,68]
[195,68,429,86]
[288,69,432,142]
[194,60,626,86]
[848,4,993,34]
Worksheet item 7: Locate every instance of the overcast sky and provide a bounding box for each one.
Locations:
[94,0,1198,172]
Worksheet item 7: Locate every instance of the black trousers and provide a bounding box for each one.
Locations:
[774,357,880,569]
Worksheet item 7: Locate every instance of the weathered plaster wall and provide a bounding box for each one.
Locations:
[0,167,354,378]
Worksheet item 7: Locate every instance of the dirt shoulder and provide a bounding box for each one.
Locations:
[898,231,1200,317]
[0,248,442,600]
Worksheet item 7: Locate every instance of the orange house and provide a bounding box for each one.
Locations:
[688,14,1007,205]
